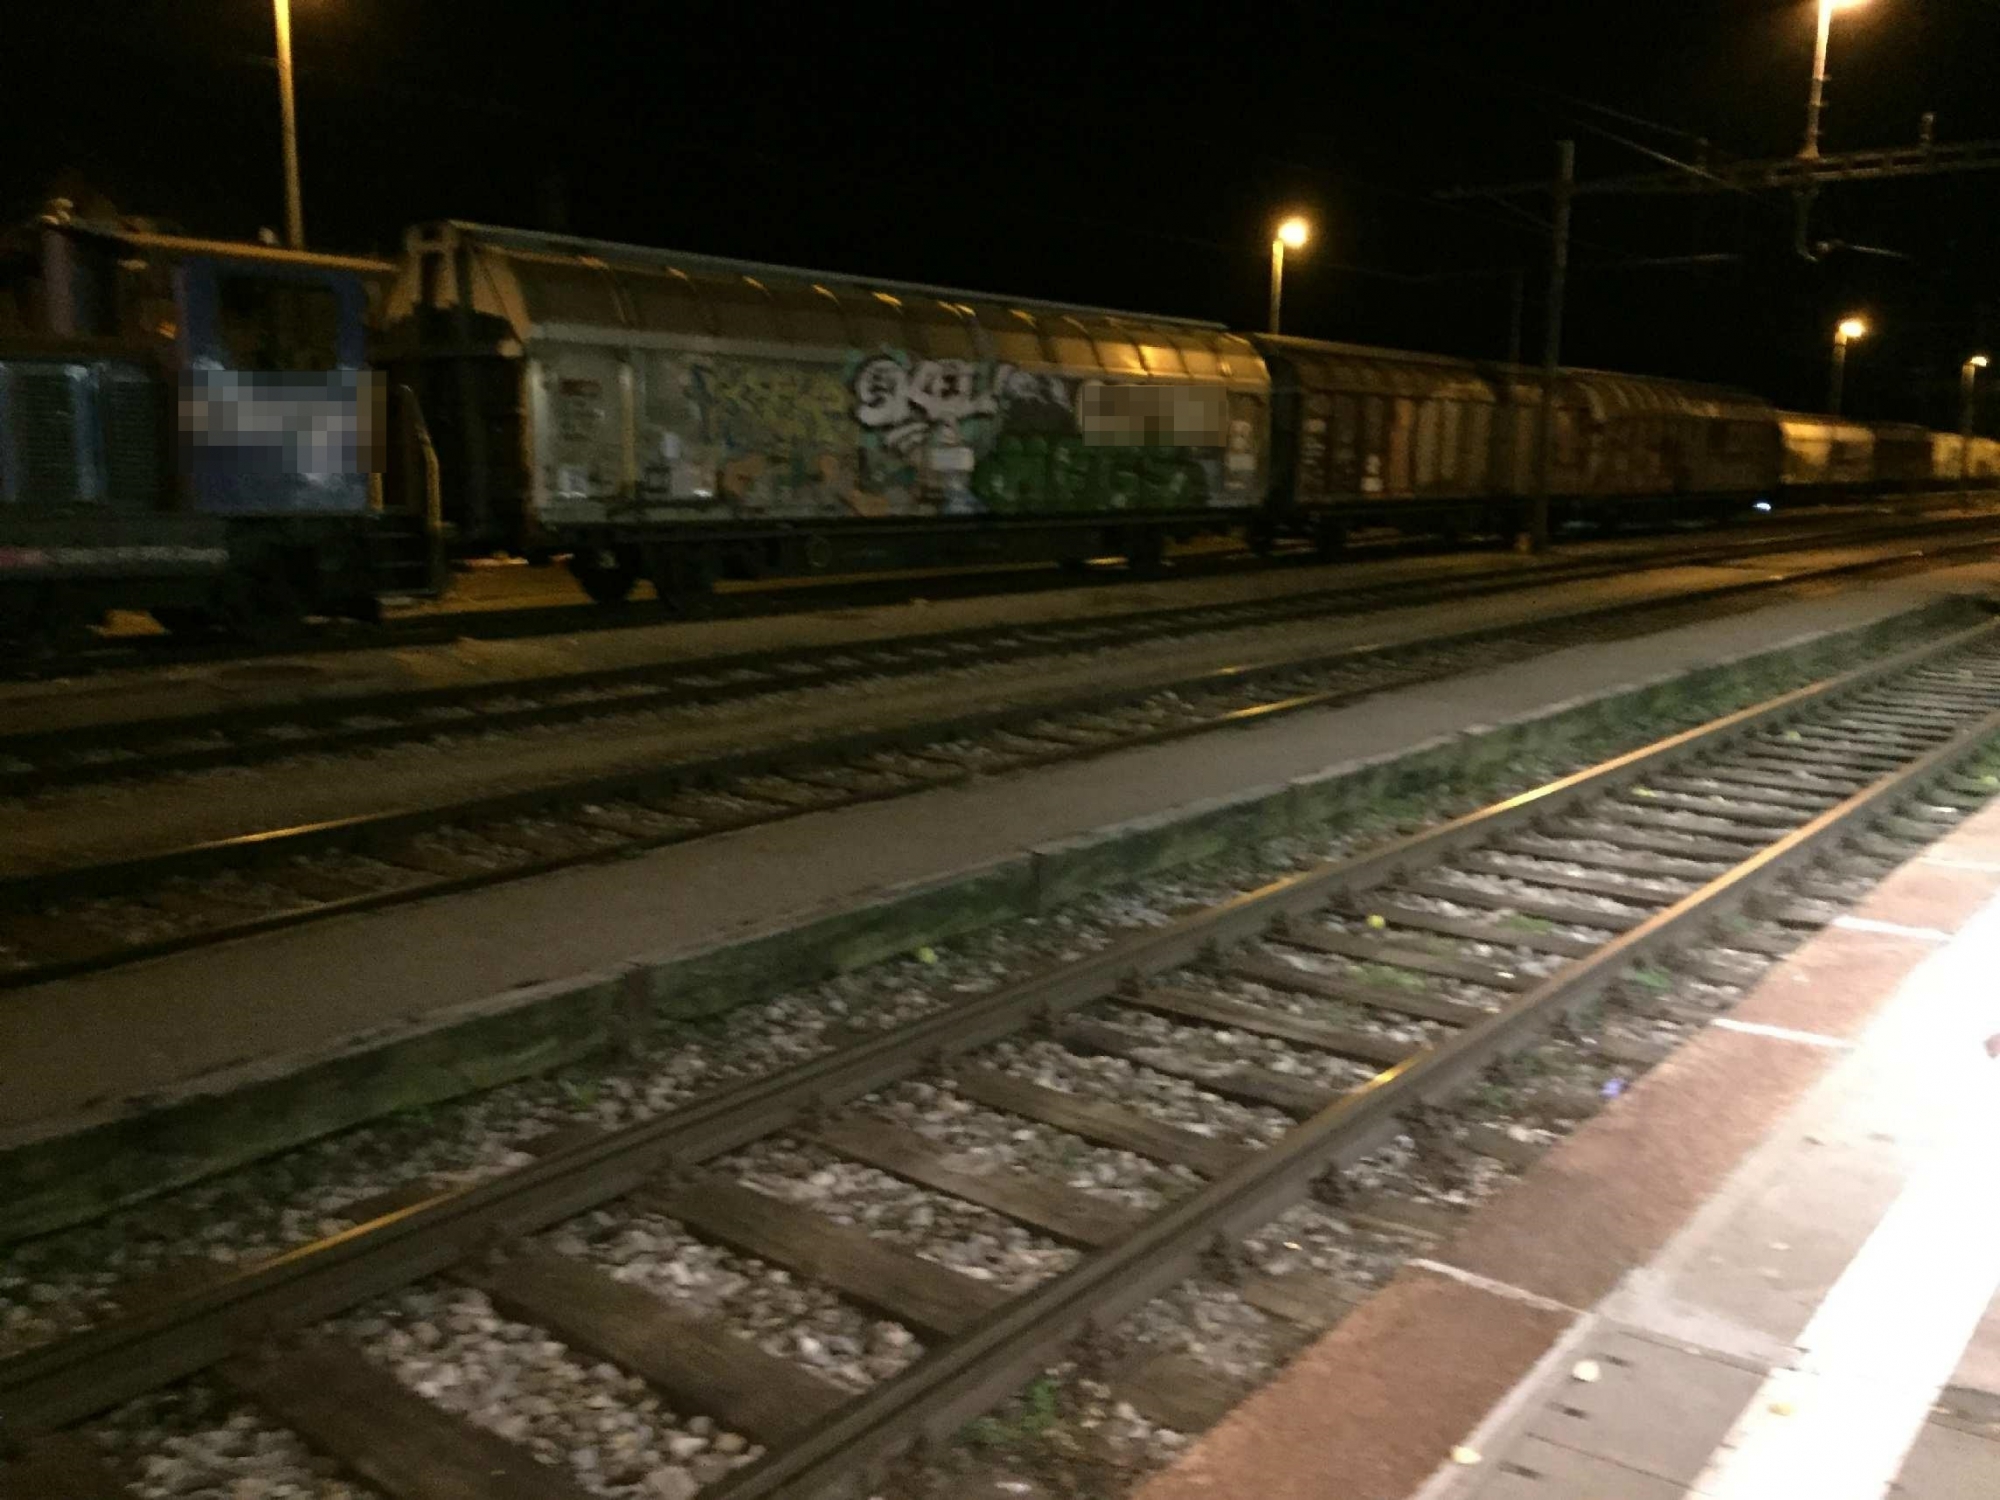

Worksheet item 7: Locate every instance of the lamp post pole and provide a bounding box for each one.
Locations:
[1269,237,1285,335]
[273,0,305,249]
[1963,355,1989,486]
[1802,0,1835,160]
[1830,335,1849,415]
[1267,217,1309,335]
[1829,319,1867,415]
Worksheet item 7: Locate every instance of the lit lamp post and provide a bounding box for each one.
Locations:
[273,0,305,249]
[1802,0,1868,161]
[1830,316,1867,415]
[1963,354,1990,485]
[1268,216,1309,335]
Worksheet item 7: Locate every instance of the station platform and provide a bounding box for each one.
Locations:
[1133,764,2000,1499]
[0,567,1987,1138]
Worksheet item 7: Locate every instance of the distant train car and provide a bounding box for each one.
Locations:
[1778,414,1876,490]
[1869,422,1934,489]
[1928,433,2000,486]
[0,217,438,639]
[1253,337,1506,541]
[379,221,1271,606]
[1257,334,1782,537]
[1541,370,1781,523]
[1931,432,1965,483]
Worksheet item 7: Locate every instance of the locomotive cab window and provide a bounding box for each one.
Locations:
[217,275,340,372]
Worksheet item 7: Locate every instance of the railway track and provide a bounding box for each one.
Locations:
[5,535,2000,993]
[6,511,1999,799]
[7,501,1978,686]
[6,621,2000,1498]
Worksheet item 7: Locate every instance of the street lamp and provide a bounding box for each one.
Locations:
[1962,354,1990,485]
[1830,316,1867,415]
[273,0,305,249]
[1802,0,1868,161]
[1268,215,1310,335]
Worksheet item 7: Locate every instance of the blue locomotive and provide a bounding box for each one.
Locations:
[0,208,436,644]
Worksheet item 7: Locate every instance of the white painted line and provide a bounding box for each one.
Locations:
[1711,1017,1854,1050]
[1685,897,2000,1500]
[1406,1258,1578,1317]
[1833,915,1953,943]
[1405,1310,1599,1500]
[1920,854,2000,874]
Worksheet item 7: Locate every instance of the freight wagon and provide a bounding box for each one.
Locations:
[379,221,1270,607]
[1255,335,1784,543]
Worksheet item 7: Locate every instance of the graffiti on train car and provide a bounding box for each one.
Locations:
[601,348,1253,521]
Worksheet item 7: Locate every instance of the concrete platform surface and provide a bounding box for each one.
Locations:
[7,568,2000,1153]
[3,566,1994,1148]
[1133,779,2000,1499]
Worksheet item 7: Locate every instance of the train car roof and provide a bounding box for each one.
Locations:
[427,220,1231,331]
[1775,410,1873,428]
[387,221,1267,390]
[57,220,396,277]
[1258,332,1775,417]
[1253,332,1493,400]
[0,332,162,363]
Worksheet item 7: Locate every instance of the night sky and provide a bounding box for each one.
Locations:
[8,1,1999,427]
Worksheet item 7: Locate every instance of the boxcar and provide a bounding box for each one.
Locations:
[1257,334,1782,537]
[1869,422,1935,489]
[1778,414,1876,490]
[1254,336,1506,541]
[1973,437,2000,481]
[380,222,1271,606]
[1547,370,1780,522]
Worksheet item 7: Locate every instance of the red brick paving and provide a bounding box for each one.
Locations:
[1136,797,2000,1500]
[1132,1266,1568,1500]
[1444,1027,1830,1309]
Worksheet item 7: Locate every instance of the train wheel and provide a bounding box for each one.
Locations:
[1125,531,1167,577]
[215,566,305,646]
[567,552,638,605]
[648,550,718,618]
[150,606,216,635]
[1,586,88,659]
[1312,517,1347,561]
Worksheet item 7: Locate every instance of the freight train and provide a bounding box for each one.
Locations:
[377,222,1998,607]
[3,212,1996,640]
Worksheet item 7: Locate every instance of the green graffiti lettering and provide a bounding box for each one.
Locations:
[973,437,1209,513]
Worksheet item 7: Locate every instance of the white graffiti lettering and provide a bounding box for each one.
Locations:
[850,357,1072,459]
[852,356,997,435]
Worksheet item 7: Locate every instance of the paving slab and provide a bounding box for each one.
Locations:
[1893,1420,2000,1499]
[1130,1263,1570,1500]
